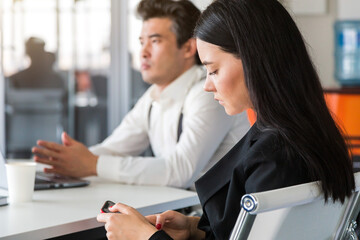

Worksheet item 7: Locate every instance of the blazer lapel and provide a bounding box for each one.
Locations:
[195,123,260,206]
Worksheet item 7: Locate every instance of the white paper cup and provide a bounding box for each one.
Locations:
[5,161,36,204]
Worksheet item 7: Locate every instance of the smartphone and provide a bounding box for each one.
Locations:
[101,200,116,213]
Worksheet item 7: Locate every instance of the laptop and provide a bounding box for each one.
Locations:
[1,91,89,190]
[34,170,90,190]
[1,157,90,192]
[0,155,89,206]
[0,152,8,206]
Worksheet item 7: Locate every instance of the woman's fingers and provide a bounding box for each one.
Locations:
[152,210,178,230]
[97,212,110,223]
[110,202,134,214]
[146,214,157,225]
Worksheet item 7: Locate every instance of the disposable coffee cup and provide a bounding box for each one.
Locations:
[5,161,36,204]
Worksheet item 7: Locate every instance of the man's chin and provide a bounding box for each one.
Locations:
[142,79,154,85]
[141,75,155,85]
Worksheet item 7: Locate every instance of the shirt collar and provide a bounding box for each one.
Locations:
[149,65,205,104]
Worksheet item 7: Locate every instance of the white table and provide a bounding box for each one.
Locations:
[0,177,199,239]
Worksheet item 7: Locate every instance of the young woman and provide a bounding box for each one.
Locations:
[97,0,355,239]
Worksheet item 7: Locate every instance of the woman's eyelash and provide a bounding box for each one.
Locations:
[209,70,218,76]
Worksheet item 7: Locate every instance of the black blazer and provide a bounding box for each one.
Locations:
[195,123,310,239]
[149,123,310,240]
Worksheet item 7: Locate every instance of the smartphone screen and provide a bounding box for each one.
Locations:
[101,200,116,213]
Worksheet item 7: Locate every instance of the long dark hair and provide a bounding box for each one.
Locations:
[194,0,354,203]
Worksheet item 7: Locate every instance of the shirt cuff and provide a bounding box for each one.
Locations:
[149,230,173,240]
[96,155,118,180]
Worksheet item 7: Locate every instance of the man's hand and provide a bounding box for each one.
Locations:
[32,132,98,178]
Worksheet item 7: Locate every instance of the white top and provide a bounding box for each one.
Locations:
[91,65,250,188]
[0,177,199,239]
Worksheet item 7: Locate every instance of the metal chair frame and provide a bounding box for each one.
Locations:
[230,172,360,240]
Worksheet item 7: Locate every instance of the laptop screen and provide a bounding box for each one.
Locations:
[0,153,7,190]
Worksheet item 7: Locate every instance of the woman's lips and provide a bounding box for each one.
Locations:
[215,98,224,105]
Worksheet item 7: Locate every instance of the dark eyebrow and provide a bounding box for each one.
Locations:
[139,34,162,41]
[202,61,213,66]
[149,34,162,38]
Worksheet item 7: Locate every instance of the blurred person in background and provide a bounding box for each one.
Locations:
[9,37,65,90]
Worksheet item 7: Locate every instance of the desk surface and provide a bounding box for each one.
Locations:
[0,177,199,240]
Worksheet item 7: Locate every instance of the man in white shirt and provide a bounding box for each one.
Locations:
[32,0,250,188]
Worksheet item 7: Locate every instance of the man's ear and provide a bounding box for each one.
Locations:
[182,38,197,60]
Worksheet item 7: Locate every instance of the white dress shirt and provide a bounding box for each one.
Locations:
[90,65,250,188]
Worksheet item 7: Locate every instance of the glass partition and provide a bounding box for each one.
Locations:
[128,0,150,108]
[0,0,110,158]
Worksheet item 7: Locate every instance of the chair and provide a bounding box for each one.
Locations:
[230,172,360,240]
[5,88,65,157]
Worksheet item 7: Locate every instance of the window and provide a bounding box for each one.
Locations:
[1,0,111,157]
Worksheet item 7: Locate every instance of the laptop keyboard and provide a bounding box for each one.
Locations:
[35,178,54,184]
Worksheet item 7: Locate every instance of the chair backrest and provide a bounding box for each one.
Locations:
[5,88,65,157]
[230,172,360,240]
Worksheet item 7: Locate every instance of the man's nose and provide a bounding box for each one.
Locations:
[140,42,150,59]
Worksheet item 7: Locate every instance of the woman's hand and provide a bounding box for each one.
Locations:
[97,202,157,240]
[147,210,204,240]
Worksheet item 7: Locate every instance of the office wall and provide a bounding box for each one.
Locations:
[291,0,337,87]
[193,0,355,88]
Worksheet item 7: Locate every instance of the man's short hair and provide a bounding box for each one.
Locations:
[137,0,201,65]
[25,37,45,58]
